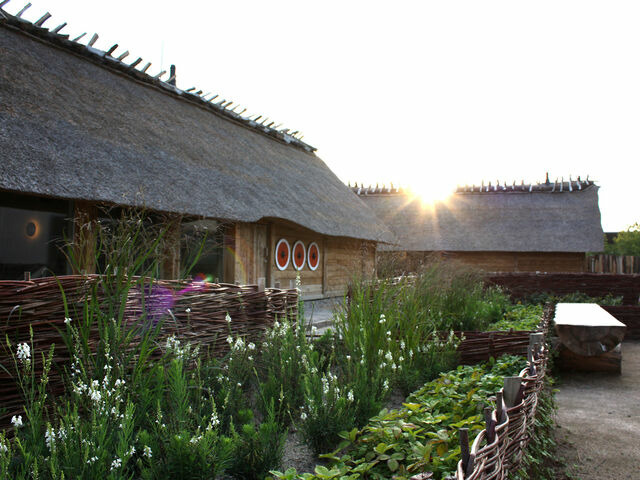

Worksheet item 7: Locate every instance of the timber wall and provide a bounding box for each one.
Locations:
[588,254,640,274]
[324,236,376,298]
[378,251,586,274]
[442,251,586,272]
[269,222,324,298]
[230,220,376,300]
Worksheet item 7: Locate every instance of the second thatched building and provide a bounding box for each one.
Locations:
[355,178,604,273]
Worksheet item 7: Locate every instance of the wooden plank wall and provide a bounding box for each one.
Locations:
[443,251,587,272]
[269,222,324,298]
[589,254,640,274]
[227,222,268,286]
[324,237,376,298]
[382,251,587,273]
[160,214,182,280]
[227,220,377,299]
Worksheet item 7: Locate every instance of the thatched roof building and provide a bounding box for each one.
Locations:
[0,8,390,294]
[0,10,389,243]
[355,179,604,273]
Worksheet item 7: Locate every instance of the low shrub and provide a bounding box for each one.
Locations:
[228,405,287,480]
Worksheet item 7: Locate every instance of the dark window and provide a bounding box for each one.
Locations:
[181,220,224,282]
[0,192,72,279]
[93,207,164,276]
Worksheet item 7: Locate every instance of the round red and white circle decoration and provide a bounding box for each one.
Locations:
[275,239,291,271]
[292,240,306,271]
[307,242,320,271]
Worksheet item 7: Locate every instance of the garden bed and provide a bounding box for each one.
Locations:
[0,257,556,480]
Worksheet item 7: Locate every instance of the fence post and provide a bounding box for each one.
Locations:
[484,406,495,443]
[503,377,522,408]
[459,428,474,475]
[528,332,543,374]
[496,391,505,423]
[529,332,544,350]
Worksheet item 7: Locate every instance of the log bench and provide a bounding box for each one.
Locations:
[554,303,627,373]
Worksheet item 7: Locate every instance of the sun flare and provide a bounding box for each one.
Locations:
[408,182,456,206]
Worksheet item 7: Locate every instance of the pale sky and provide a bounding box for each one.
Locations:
[6,0,639,231]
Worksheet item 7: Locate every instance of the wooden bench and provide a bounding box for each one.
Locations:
[554,303,627,373]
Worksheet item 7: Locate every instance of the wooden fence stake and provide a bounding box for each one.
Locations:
[529,332,544,352]
[257,277,265,292]
[484,406,495,443]
[503,376,522,408]
[496,391,505,423]
[527,343,536,375]
[527,334,542,375]
[459,428,474,475]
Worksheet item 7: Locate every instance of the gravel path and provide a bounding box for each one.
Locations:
[280,429,322,475]
[555,341,640,479]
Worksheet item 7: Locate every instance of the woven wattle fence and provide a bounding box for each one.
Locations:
[455,330,537,365]
[0,275,298,426]
[452,308,551,480]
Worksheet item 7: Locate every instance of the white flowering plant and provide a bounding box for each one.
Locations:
[0,432,10,479]
[256,314,311,426]
[299,363,357,455]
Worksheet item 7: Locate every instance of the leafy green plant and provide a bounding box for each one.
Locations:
[523,291,622,306]
[394,331,461,396]
[512,377,560,480]
[487,304,544,331]
[271,355,527,480]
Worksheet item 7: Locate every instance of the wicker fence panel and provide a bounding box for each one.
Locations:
[0,275,298,426]
[601,305,640,340]
[453,309,551,480]
[486,272,640,305]
[455,330,535,365]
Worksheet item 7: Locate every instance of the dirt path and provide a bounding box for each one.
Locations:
[555,341,640,479]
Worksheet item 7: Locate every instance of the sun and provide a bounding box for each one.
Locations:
[408,182,456,206]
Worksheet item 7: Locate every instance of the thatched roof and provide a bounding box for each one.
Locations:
[0,12,392,243]
[355,182,604,252]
